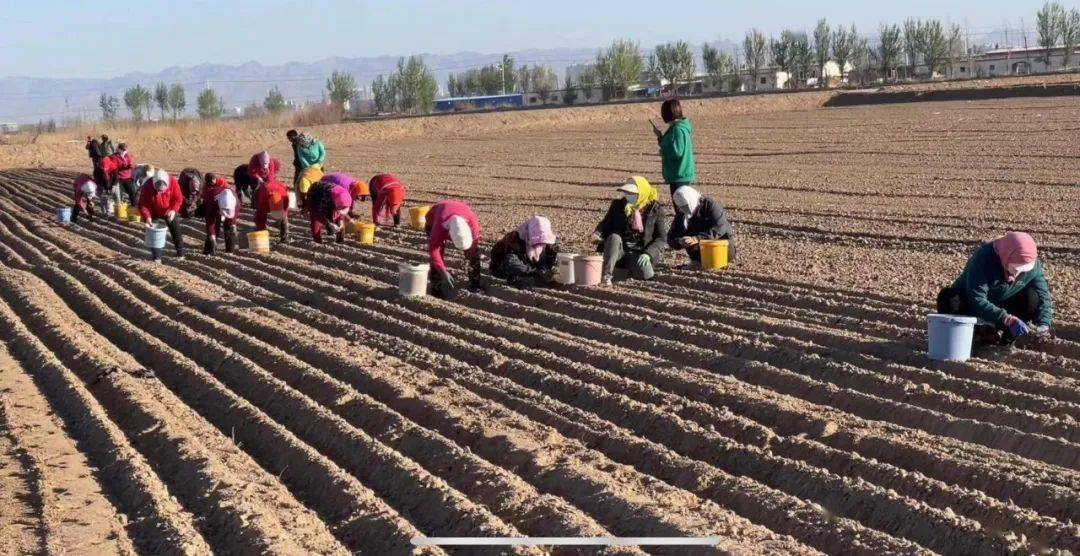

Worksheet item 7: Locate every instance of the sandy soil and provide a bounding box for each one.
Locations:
[0,87,1077,554]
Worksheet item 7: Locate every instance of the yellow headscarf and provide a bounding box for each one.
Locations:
[297,165,324,194]
[624,175,658,216]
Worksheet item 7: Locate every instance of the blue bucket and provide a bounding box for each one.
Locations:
[926,313,977,362]
[144,224,167,249]
[56,207,72,225]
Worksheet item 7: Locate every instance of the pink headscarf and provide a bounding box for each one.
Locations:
[517,216,556,262]
[330,185,352,220]
[993,231,1037,283]
[257,151,270,169]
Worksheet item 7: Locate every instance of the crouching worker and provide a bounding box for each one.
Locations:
[668,185,736,265]
[202,174,239,255]
[425,200,483,299]
[937,231,1053,345]
[306,180,352,243]
[177,168,204,218]
[593,176,668,287]
[253,179,291,242]
[490,216,558,289]
[71,175,97,224]
[370,173,405,227]
[137,169,185,262]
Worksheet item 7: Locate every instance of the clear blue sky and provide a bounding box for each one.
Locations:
[0,0,1052,78]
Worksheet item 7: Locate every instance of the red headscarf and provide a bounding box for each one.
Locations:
[993,231,1037,283]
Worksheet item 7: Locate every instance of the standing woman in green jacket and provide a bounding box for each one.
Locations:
[653,99,695,196]
[937,231,1053,345]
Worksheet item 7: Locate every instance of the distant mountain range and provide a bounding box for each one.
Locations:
[0,42,738,125]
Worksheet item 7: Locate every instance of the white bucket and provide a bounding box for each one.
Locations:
[144,224,167,249]
[926,313,977,362]
[398,262,430,297]
[556,252,578,285]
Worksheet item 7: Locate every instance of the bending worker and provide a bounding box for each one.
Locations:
[71,174,97,225]
[593,176,668,287]
[202,173,239,255]
[320,172,368,216]
[177,167,204,218]
[253,178,291,243]
[306,179,352,243]
[369,173,406,227]
[937,231,1053,344]
[137,169,185,262]
[242,151,281,206]
[667,185,736,264]
[425,200,483,298]
[490,216,559,290]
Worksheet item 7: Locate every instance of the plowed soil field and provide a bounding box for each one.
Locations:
[0,93,1077,554]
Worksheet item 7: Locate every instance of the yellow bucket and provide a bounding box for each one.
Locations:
[356,222,376,245]
[127,212,142,225]
[247,230,270,253]
[409,205,431,229]
[115,203,128,219]
[700,239,729,271]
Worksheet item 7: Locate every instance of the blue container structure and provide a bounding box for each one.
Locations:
[56,207,72,225]
[435,93,525,113]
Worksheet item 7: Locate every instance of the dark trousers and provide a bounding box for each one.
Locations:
[937,286,1040,324]
[602,234,654,280]
[71,202,94,224]
[119,179,137,204]
[150,217,185,260]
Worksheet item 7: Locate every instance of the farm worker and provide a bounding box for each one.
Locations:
[369,173,406,227]
[232,163,258,207]
[294,165,324,210]
[92,154,120,214]
[201,173,239,255]
[247,151,281,186]
[937,232,1053,345]
[296,132,326,171]
[177,168,204,218]
[253,179,291,243]
[653,99,695,196]
[320,172,366,217]
[71,175,97,225]
[593,176,668,287]
[137,169,185,262]
[286,129,301,181]
[425,200,483,298]
[85,137,102,167]
[98,134,116,158]
[306,180,352,244]
[132,164,156,189]
[490,216,559,289]
[667,185,736,264]
[111,143,136,204]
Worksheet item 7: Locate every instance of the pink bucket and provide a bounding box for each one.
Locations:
[573,255,603,286]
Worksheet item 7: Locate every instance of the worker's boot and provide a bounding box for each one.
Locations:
[203,236,216,255]
[279,220,289,243]
[150,247,162,263]
[224,226,237,253]
[393,212,401,227]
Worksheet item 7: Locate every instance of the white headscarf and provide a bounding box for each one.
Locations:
[215,188,237,218]
[672,186,702,227]
[445,215,473,251]
[151,169,170,192]
[80,179,97,198]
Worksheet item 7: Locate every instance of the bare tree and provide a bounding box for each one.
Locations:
[702,43,735,90]
[903,19,922,77]
[813,19,831,80]
[743,29,768,90]
[878,24,903,81]
[788,32,813,87]
[918,20,951,77]
[1037,2,1065,66]
[1062,8,1080,68]
[649,41,696,92]
[530,65,558,102]
[831,25,856,80]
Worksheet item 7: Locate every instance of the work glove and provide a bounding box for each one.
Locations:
[681,236,700,247]
[165,210,176,222]
[636,253,651,268]
[1035,324,1050,335]
[1004,315,1029,337]
[326,222,340,236]
[591,232,603,244]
